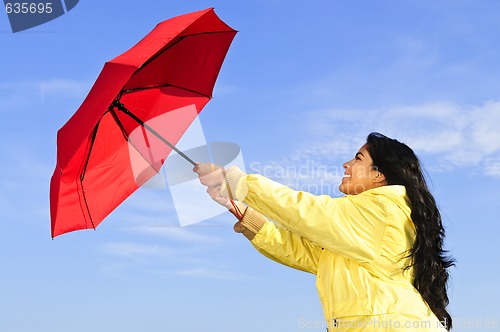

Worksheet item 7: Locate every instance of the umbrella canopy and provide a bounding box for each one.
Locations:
[50,8,237,237]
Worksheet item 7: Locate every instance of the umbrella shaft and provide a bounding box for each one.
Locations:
[114,102,197,167]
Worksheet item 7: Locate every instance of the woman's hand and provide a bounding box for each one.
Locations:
[233,221,247,233]
[194,163,232,210]
[193,163,225,187]
[206,185,233,210]
[194,163,253,239]
[194,163,248,222]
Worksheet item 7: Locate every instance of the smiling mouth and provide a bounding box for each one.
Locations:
[343,174,351,179]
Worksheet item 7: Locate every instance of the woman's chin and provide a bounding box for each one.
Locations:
[339,181,362,195]
[339,183,349,195]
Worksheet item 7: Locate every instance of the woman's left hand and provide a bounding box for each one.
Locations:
[206,185,233,210]
[193,163,225,187]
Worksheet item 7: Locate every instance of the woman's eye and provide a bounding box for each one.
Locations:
[355,156,361,161]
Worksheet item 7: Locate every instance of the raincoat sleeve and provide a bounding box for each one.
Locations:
[221,167,388,263]
[240,207,321,274]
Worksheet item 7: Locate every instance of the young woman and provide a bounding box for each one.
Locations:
[194,132,454,331]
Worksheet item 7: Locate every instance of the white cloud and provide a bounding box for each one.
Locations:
[172,267,238,280]
[100,241,244,281]
[125,225,220,244]
[102,242,173,259]
[377,101,500,169]
[0,78,90,109]
[39,79,89,102]
[484,158,500,178]
[471,101,500,154]
[150,265,261,281]
[257,100,500,184]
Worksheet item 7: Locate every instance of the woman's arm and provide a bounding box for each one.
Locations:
[233,203,321,274]
[192,168,322,274]
[221,167,388,263]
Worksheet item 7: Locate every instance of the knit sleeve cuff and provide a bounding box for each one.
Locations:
[240,207,266,234]
[220,166,248,201]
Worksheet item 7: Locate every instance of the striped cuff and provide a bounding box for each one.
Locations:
[240,207,266,234]
[220,166,247,201]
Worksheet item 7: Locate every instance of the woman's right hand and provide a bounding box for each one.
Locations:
[193,163,225,187]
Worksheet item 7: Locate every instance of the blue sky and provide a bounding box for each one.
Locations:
[1,1,500,331]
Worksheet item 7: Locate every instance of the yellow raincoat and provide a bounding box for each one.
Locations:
[221,167,447,331]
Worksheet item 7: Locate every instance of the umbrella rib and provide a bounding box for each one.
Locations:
[133,30,236,81]
[113,101,197,167]
[122,83,211,99]
[182,30,237,38]
[79,123,99,230]
[109,107,162,173]
[78,109,163,232]
[109,108,131,142]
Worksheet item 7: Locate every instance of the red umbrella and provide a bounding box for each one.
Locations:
[50,8,237,238]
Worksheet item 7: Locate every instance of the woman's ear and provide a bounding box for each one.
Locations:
[373,171,386,184]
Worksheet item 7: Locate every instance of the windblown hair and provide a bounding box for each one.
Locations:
[366,132,454,330]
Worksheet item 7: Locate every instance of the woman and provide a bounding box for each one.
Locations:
[194,132,454,331]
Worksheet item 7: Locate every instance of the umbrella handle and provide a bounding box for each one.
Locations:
[229,199,245,220]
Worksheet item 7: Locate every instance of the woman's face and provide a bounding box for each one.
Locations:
[339,144,386,195]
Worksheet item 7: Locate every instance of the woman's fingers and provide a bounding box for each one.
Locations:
[206,186,221,199]
[233,221,247,233]
[193,162,219,175]
[206,186,232,209]
[193,163,225,187]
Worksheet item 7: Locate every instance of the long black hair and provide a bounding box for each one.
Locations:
[366,132,454,330]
